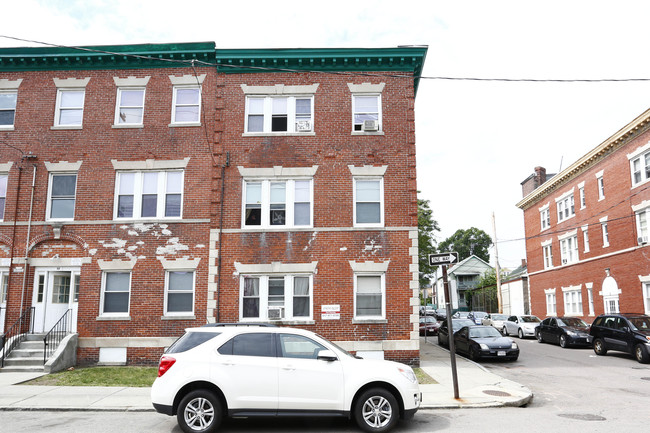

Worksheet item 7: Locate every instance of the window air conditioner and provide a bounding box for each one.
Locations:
[362,120,379,131]
[638,236,648,245]
[267,307,284,320]
[296,120,312,132]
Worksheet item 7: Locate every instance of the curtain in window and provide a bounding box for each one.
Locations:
[243,277,260,318]
[104,273,130,313]
[293,277,310,317]
[356,275,381,316]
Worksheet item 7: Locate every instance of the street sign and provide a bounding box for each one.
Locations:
[428,252,459,266]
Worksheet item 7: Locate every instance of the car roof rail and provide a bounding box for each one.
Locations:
[201,322,278,328]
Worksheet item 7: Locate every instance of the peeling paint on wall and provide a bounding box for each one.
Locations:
[303,231,318,251]
[156,237,189,255]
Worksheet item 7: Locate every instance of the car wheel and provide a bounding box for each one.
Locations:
[635,344,650,364]
[354,388,399,433]
[469,348,479,362]
[559,335,568,348]
[518,328,524,339]
[593,338,607,356]
[536,330,544,343]
[502,326,508,336]
[177,390,222,433]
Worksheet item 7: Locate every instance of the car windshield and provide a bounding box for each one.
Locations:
[492,314,508,320]
[473,312,487,318]
[469,327,502,338]
[558,317,588,327]
[521,316,540,323]
[629,317,650,330]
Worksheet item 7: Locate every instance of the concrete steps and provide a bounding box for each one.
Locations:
[1,334,46,373]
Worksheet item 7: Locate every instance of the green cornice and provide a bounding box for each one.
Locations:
[0,43,428,95]
[0,42,216,72]
[216,47,428,95]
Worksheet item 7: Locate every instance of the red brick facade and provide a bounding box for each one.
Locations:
[518,109,650,322]
[0,43,427,366]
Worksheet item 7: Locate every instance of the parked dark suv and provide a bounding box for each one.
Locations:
[589,313,650,363]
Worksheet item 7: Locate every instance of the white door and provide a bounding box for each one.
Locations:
[32,268,79,333]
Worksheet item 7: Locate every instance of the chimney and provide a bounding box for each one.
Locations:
[521,259,527,268]
[534,166,547,187]
[521,166,547,197]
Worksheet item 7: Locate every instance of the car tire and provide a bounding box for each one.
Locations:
[518,328,524,339]
[536,330,544,343]
[635,344,650,364]
[177,390,222,433]
[354,388,399,433]
[559,335,568,348]
[593,338,607,356]
[469,348,479,362]
[502,326,508,336]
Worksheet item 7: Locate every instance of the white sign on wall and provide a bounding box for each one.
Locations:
[321,304,340,320]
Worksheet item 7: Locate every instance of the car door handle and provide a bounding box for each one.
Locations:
[282,365,296,371]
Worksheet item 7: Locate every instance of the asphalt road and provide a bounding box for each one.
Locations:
[2,335,649,432]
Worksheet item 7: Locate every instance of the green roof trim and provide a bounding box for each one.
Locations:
[0,42,216,72]
[216,47,428,95]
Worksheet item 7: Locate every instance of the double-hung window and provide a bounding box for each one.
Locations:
[115,170,183,219]
[53,78,90,128]
[0,270,8,304]
[169,74,205,126]
[559,231,579,265]
[113,76,149,127]
[545,289,556,316]
[355,275,384,318]
[629,143,650,187]
[563,286,583,315]
[600,216,609,247]
[542,242,553,269]
[582,225,590,253]
[0,91,17,129]
[597,172,605,201]
[634,203,650,244]
[350,165,387,227]
[240,166,315,229]
[556,191,575,223]
[47,173,77,221]
[0,173,7,220]
[643,281,650,315]
[165,271,195,315]
[239,273,313,321]
[539,204,550,231]
[348,83,385,133]
[242,84,318,135]
[101,271,131,316]
[578,182,586,209]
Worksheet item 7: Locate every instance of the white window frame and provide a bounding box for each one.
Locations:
[539,203,550,231]
[46,172,77,222]
[238,274,314,322]
[350,165,387,228]
[600,216,609,248]
[628,141,650,188]
[99,271,131,318]
[114,87,146,126]
[562,286,583,316]
[0,172,7,221]
[354,273,386,320]
[544,288,556,316]
[0,90,18,130]
[556,190,575,223]
[559,231,579,265]
[642,279,650,315]
[634,202,650,244]
[578,181,586,209]
[164,270,195,316]
[541,240,553,269]
[169,74,205,126]
[52,78,90,129]
[581,225,590,253]
[114,170,184,220]
[348,83,385,135]
[596,171,605,201]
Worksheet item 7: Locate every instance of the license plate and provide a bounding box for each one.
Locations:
[497,351,506,356]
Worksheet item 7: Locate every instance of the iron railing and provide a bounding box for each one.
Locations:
[43,309,72,365]
[0,307,35,368]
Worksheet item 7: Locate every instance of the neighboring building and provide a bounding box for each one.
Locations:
[517,108,650,321]
[0,43,427,366]
[434,255,492,311]
[500,259,529,315]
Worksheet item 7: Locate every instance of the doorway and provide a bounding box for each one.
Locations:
[32,268,79,333]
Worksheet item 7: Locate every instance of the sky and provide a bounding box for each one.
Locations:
[4,0,650,270]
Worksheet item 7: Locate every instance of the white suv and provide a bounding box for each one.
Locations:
[151,324,421,433]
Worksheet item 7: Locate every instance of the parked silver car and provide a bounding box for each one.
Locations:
[502,315,541,338]
[481,313,509,330]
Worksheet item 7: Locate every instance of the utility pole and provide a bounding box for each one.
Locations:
[492,212,503,314]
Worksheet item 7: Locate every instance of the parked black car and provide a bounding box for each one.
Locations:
[536,317,590,348]
[454,325,519,361]
[589,313,650,363]
[437,318,476,347]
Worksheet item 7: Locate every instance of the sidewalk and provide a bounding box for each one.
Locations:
[0,337,532,412]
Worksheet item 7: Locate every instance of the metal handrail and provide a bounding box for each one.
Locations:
[0,307,35,368]
[43,309,72,365]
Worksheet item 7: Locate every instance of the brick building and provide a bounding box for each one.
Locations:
[0,43,427,366]
[517,109,650,321]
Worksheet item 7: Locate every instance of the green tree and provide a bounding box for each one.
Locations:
[438,227,492,263]
[418,197,440,289]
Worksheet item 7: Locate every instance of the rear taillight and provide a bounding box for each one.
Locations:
[158,355,176,377]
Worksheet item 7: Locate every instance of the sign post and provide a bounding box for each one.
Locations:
[429,251,460,399]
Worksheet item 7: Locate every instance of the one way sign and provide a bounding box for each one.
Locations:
[428,252,459,266]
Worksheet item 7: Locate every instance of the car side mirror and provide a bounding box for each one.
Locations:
[620,326,629,333]
[317,350,338,362]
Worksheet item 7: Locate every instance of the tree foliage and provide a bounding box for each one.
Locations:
[438,227,492,263]
[418,197,440,288]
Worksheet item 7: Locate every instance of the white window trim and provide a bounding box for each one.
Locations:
[348,82,385,135]
[600,216,609,248]
[52,77,90,129]
[585,282,595,316]
[113,76,150,128]
[578,181,586,209]
[596,170,605,201]
[169,74,205,126]
[350,165,387,228]
[544,288,556,316]
[0,80,21,130]
[581,225,590,253]
[113,169,184,221]
[542,243,553,269]
[98,270,132,319]
[242,84,318,136]
[45,168,79,222]
[539,203,550,231]
[164,269,196,317]
[349,260,389,321]
[0,166,10,222]
[555,189,576,223]
[628,140,650,188]
[561,285,583,316]
[558,230,579,265]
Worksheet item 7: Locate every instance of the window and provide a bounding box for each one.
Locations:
[540,205,550,231]
[354,178,383,226]
[578,182,586,209]
[597,175,605,201]
[545,289,556,316]
[0,174,7,220]
[355,274,384,319]
[601,218,609,247]
[582,226,590,253]
[242,178,313,228]
[556,192,575,223]
[115,88,145,125]
[0,91,17,128]
[55,89,85,127]
[630,148,650,187]
[52,274,71,304]
[172,86,201,124]
[165,271,194,315]
[219,333,276,357]
[559,233,579,265]
[348,82,385,133]
[643,282,650,315]
[563,287,583,315]
[101,272,130,315]
[0,270,8,304]
[542,243,553,269]
[636,206,649,243]
[115,170,183,219]
[47,173,77,221]
[279,334,326,359]
[245,96,314,133]
[240,274,313,321]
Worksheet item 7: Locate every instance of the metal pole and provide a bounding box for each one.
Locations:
[492,212,503,314]
[443,264,460,399]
